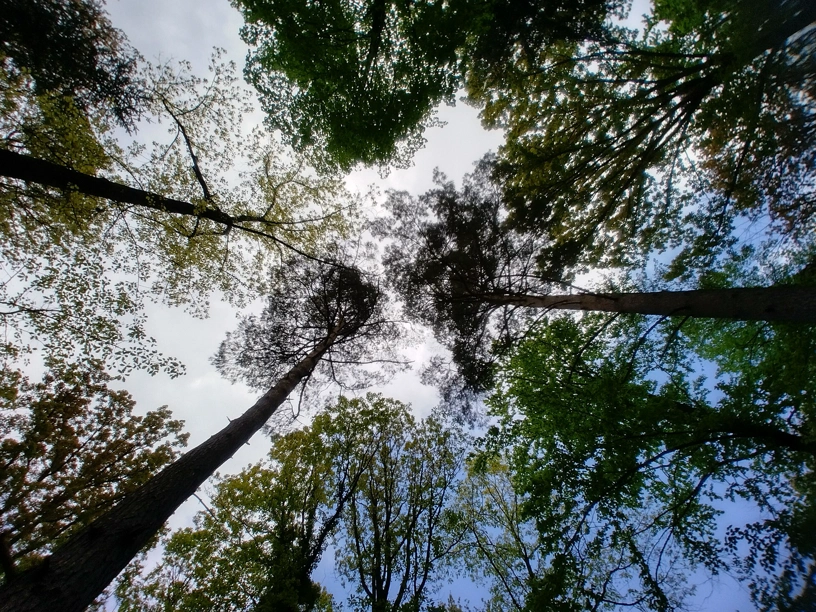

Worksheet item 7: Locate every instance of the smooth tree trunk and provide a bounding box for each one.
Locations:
[482,286,816,323]
[0,338,333,612]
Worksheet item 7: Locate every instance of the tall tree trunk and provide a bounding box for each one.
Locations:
[0,339,333,612]
[0,149,232,225]
[0,148,325,261]
[481,286,816,323]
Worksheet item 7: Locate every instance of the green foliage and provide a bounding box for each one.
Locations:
[115,394,463,612]
[336,397,467,612]
[1,49,360,375]
[0,0,145,128]
[234,0,620,171]
[0,62,183,373]
[113,53,360,313]
[483,310,815,610]
[115,395,379,611]
[0,360,188,581]
[5,2,814,610]
[475,0,816,277]
[236,0,461,171]
[452,459,542,611]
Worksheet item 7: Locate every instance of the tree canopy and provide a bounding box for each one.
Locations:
[115,394,467,612]
[116,395,390,612]
[236,0,816,274]
[0,0,145,128]
[233,0,620,170]
[213,257,403,396]
[0,361,187,584]
[2,1,816,610]
[477,0,816,277]
[0,48,358,376]
[452,459,544,612]
[482,311,815,610]
[336,397,466,612]
[235,0,460,170]
[0,257,403,611]
[379,157,816,412]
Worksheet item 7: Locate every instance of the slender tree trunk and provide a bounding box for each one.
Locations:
[0,149,232,225]
[0,149,333,263]
[0,339,333,612]
[360,0,388,85]
[482,286,816,323]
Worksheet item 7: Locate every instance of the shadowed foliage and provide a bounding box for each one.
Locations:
[0,361,187,584]
[0,0,145,128]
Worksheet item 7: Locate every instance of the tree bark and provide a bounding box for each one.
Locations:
[718,419,816,455]
[0,148,233,226]
[666,398,816,455]
[481,286,816,323]
[0,339,332,612]
[0,149,336,264]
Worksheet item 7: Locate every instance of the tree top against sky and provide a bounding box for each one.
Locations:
[1,1,814,610]
[233,0,621,171]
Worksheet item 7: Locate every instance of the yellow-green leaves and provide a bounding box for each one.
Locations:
[1,50,362,375]
[116,394,455,612]
[118,54,361,311]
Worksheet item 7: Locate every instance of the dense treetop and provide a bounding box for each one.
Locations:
[0,0,145,128]
[484,0,816,277]
[483,310,815,609]
[0,361,187,584]
[233,0,622,171]
[117,394,467,612]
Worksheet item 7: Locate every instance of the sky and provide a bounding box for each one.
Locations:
[98,0,756,609]
[103,0,503,473]
[101,0,503,606]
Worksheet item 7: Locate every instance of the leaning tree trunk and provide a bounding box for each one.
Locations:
[482,286,816,323]
[0,338,334,612]
[0,149,233,225]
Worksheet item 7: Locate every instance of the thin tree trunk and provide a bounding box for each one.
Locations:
[482,286,816,323]
[0,148,330,263]
[360,0,388,86]
[0,338,333,612]
[0,149,233,225]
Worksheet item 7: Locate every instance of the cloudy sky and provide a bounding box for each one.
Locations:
[100,0,505,602]
[103,0,505,456]
[98,0,753,607]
